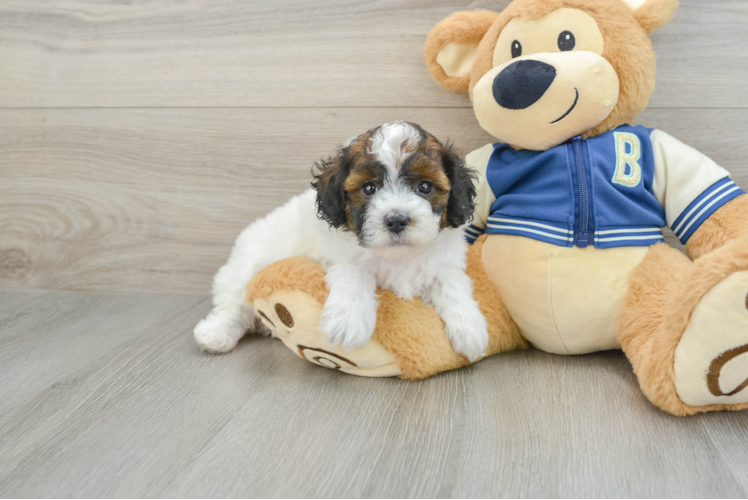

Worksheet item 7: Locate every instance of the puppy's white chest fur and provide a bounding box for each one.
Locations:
[360,229,468,301]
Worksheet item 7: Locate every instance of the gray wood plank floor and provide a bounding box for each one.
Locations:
[1,289,747,498]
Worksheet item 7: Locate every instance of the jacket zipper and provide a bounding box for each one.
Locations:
[572,137,591,248]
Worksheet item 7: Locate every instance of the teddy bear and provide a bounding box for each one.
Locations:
[244,0,748,416]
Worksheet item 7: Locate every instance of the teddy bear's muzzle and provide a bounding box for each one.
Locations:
[472,51,619,151]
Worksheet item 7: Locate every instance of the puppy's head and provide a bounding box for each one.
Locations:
[312,122,475,257]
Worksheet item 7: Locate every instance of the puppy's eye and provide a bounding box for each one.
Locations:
[417,181,433,196]
[557,31,575,51]
[362,182,377,196]
[511,40,522,58]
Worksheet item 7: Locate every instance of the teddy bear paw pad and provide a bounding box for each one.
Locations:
[252,290,402,378]
[674,270,748,406]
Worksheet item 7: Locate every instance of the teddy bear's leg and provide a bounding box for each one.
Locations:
[619,237,748,415]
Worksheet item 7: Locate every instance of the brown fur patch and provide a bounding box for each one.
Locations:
[344,167,382,232]
[424,135,443,154]
[409,156,450,190]
[344,169,382,194]
[408,155,451,218]
[347,130,372,157]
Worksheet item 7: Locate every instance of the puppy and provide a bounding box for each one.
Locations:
[193,122,489,360]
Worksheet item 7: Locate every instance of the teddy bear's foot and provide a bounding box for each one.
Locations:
[252,289,402,377]
[674,270,748,406]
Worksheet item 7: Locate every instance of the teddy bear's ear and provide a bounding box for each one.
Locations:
[424,10,499,93]
[621,0,679,34]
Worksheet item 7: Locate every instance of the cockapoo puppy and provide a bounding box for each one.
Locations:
[194,122,489,360]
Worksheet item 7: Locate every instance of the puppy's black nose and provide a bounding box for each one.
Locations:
[385,214,410,234]
[493,60,556,110]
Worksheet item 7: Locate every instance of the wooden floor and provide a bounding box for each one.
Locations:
[2,0,748,498]
[1,289,747,498]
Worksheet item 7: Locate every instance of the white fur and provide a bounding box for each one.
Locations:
[195,124,489,360]
[369,121,421,177]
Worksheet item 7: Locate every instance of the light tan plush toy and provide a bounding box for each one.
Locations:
[248,236,527,380]
[248,0,748,416]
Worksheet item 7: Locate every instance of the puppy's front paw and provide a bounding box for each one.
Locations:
[193,316,244,354]
[443,305,489,362]
[320,300,377,350]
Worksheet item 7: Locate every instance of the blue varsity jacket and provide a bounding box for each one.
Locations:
[465,125,744,249]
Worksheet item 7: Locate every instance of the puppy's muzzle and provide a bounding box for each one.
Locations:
[385,214,410,235]
[492,60,557,110]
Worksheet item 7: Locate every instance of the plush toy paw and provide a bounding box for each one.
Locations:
[252,288,401,377]
[246,254,527,380]
[193,315,244,354]
[674,270,748,406]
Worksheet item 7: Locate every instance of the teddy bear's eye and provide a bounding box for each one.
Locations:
[511,40,522,59]
[557,31,576,51]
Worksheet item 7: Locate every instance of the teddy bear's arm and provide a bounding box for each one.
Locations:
[650,129,746,257]
[685,195,748,259]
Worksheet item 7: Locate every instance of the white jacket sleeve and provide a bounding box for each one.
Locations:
[650,129,744,244]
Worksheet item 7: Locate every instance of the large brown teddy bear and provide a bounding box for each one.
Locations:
[246,0,748,416]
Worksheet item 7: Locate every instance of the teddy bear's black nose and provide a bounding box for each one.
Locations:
[493,60,557,110]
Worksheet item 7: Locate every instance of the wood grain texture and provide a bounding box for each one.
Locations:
[2,2,748,496]
[0,0,746,109]
[0,289,747,498]
[2,108,747,295]
[0,107,492,294]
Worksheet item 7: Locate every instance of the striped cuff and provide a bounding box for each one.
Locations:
[486,216,573,247]
[465,224,484,244]
[593,227,665,249]
[671,177,745,244]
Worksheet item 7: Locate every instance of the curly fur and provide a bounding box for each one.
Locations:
[311,148,352,229]
[442,143,478,228]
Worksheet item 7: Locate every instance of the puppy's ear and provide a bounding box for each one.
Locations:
[424,10,499,93]
[441,144,476,228]
[312,146,351,228]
